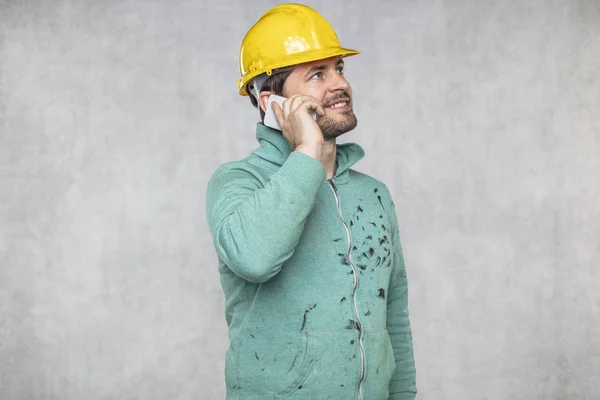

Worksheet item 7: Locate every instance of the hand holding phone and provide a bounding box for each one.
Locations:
[264,95,317,131]
[265,94,326,161]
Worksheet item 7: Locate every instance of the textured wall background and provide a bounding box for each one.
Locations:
[1,0,599,399]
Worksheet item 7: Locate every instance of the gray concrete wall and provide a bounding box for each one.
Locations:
[1,0,598,399]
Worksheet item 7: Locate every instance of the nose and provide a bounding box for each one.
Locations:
[329,69,350,93]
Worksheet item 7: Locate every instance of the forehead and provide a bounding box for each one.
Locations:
[291,56,344,73]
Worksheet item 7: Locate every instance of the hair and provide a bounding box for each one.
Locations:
[248,69,293,121]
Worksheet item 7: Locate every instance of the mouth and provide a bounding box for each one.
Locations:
[325,98,351,111]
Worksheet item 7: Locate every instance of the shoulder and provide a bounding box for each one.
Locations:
[208,156,270,186]
[205,157,274,207]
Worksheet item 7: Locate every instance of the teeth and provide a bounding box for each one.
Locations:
[328,102,347,108]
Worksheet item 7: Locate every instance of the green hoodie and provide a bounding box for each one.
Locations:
[206,123,416,400]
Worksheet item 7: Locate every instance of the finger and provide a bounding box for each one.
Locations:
[283,95,298,118]
[287,95,307,114]
[299,100,326,118]
[288,95,321,114]
[301,96,325,116]
[271,101,285,128]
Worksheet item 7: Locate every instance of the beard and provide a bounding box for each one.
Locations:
[318,109,358,141]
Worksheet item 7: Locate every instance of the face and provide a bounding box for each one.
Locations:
[282,57,357,140]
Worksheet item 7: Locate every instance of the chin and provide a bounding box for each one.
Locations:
[319,112,358,140]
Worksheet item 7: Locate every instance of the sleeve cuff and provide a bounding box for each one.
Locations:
[276,151,326,195]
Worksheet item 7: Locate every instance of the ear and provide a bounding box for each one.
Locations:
[259,91,273,113]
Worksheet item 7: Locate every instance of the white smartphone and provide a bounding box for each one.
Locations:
[263,94,317,131]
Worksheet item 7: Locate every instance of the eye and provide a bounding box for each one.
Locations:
[337,65,345,74]
[311,71,323,80]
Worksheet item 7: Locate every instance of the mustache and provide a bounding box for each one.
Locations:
[323,92,351,107]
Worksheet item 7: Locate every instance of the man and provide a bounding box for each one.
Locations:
[206,4,417,399]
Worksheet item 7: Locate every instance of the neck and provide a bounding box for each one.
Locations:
[322,140,337,180]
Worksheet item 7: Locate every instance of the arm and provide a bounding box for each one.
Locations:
[386,196,417,399]
[205,151,325,283]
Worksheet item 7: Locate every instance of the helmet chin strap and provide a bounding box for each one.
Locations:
[249,74,269,115]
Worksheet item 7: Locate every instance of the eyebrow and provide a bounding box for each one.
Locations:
[304,59,345,79]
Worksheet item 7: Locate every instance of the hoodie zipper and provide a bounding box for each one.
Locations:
[327,179,365,400]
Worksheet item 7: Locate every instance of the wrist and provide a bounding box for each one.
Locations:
[295,142,323,161]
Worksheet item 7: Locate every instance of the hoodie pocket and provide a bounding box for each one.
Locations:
[236,331,315,398]
[274,330,361,399]
[273,332,316,399]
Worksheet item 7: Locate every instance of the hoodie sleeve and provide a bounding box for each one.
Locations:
[206,151,325,283]
[384,189,417,399]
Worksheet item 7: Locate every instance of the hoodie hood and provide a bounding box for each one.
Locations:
[251,123,365,182]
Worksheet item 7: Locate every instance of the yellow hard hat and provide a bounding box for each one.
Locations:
[237,3,360,96]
